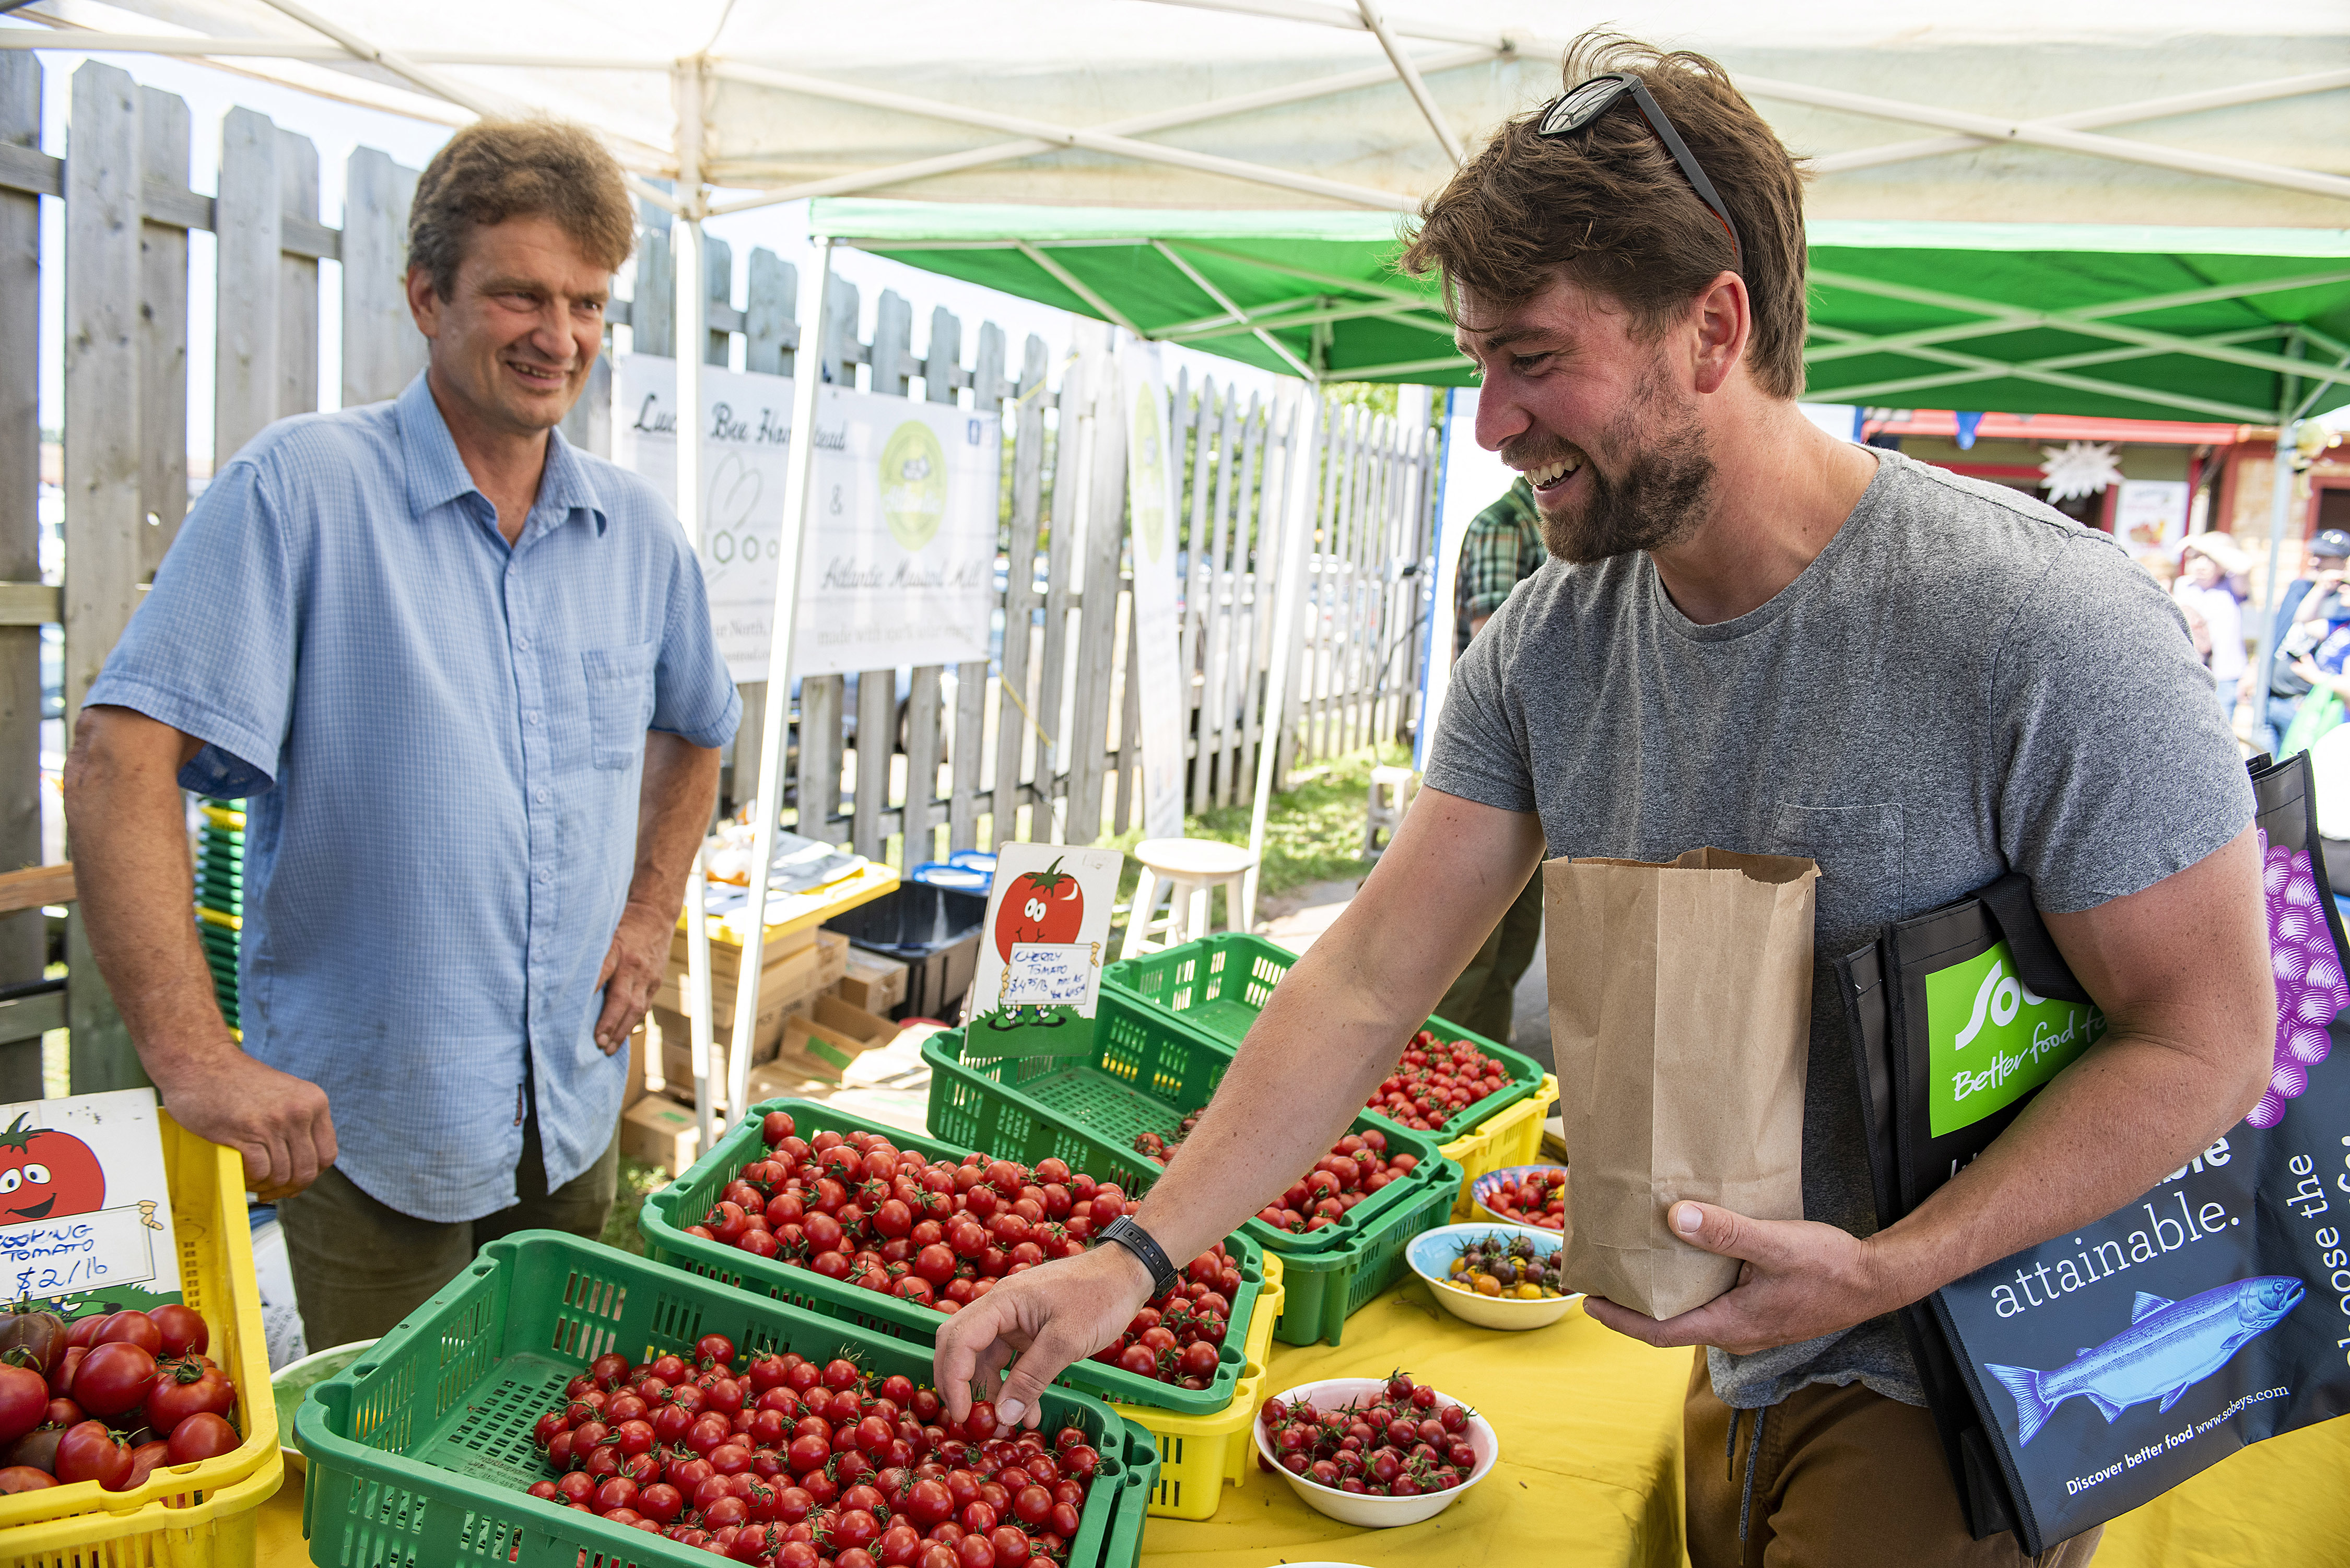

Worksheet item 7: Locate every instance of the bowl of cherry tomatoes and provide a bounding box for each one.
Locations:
[1405,1223,1579,1331]
[1470,1163,1567,1231]
[1253,1372,1497,1528]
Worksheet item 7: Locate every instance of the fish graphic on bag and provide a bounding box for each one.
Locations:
[1982,1276,2303,1445]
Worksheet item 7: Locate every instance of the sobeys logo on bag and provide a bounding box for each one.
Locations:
[879,420,947,551]
[1925,940,2105,1137]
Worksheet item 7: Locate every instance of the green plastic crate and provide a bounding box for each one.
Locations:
[639,1097,1265,1417]
[1104,932,1546,1144]
[295,1230,1157,1568]
[922,1000,1461,1346]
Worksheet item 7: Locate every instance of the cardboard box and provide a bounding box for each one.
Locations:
[774,994,900,1081]
[655,930,847,1027]
[620,1094,703,1174]
[835,948,909,1016]
[668,919,818,977]
[651,998,816,1099]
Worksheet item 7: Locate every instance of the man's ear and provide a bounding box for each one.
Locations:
[1689,273,1749,397]
[406,264,442,340]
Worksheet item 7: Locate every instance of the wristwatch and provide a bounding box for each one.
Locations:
[1098,1215,1180,1299]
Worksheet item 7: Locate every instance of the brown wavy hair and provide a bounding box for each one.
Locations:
[1400,31,1810,399]
[408,119,635,299]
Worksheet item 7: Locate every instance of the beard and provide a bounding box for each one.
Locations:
[1508,362,1716,565]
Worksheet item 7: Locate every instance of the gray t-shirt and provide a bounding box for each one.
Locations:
[1425,449,2253,1409]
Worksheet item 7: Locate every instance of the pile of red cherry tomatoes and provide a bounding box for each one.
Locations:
[1136,1116,1421,1238]
[1257,1370,1478,1498]
[527,1334,1104,1566]
[1368,1030,1513,1131]
[681,1113,1244,1390]
[1477,1166,1566,1231]
[0,1303,239,1493]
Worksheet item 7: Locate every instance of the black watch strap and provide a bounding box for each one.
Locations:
[1099,1215,1179,1298]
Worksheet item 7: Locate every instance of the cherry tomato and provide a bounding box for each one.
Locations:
[93,1312,162,1358]
[0,1465,53,1492]
[0,1363,45,1446]
[144,1305,208,1360]
[144,1356,237,1435]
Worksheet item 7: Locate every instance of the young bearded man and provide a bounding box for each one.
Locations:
[64,120,739,1348]
[932,34,2271,1567]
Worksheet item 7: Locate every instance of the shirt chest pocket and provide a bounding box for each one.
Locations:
[582,644,657,770]
[1769,801,1904,941]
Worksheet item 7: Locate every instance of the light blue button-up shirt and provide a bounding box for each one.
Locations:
[89,373,740,1222]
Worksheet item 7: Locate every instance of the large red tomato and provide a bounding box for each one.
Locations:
[0,1114,104,1222]
[992,857,1084,961]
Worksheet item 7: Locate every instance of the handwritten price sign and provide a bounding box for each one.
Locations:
[0,1203,162,1306]
[1004,943,1095,1007]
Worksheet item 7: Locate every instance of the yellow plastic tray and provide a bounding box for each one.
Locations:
[676,860,901,948]
[0,1115,283,1566]
[1441,1073,1558,1221]
[1111,1250,1287,1520]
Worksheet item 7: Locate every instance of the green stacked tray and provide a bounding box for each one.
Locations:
[1103,932,1546,1145]
[194,799,243,1030]
[640,1098,1266,1416]
[295,1229,1157,1568]
[922,995,1461,1347]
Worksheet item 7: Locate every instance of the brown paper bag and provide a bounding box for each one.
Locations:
[1544,847,1818,1319]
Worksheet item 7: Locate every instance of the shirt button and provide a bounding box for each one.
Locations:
[527,711,543,726]
[535,788,551,804]
[514,635,532,652]
[538,871,552,885]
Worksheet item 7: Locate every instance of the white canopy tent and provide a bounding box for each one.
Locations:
[10,0,2345,1137]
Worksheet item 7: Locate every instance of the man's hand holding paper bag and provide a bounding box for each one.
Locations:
[1542,847,1881,1350]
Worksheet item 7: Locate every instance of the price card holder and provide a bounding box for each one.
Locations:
[0,1088,181,1319]
[966,845,1122,1057]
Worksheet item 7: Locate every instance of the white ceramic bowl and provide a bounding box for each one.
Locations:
[1406,1222,1581,1331]
[1468,1163,1569,1229]
[273,1339,377,1475]
[1253,1376,1499,1528]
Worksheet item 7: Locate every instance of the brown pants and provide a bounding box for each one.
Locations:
[1686,1350,2101,1568]
[278,1107,618,1350]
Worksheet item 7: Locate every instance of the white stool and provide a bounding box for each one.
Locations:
[1362,765,1418,857]
[1120,838,1260,959]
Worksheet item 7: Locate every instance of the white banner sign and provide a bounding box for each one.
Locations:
[614,355,1000,681]
[1122,339,1187,839]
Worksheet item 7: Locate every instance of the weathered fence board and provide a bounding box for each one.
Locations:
[275,128,319,421]
[341,147,423,407]
[137,87,189,579]
[0,56,42,1091]
[212,106,277,468]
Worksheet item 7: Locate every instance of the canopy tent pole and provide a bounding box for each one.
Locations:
[723,237,835,1123]
[665,60,724,1152]
[1350,0,1463,167]
[1243,380,1323,934]
[2249,333,2306,754]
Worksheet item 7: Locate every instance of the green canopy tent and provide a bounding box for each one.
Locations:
[811,199,2350,426]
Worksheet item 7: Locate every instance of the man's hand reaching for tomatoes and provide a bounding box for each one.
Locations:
[933,1243,1158,1431]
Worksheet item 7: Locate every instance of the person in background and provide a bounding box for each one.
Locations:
[62,119,741,1347]
[2174,532,2248,728]
[2260,529,2350,752]
[1434,476,1549,1043]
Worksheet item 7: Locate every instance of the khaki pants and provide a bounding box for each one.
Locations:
[1433,867,1544,1043]
[278,1106,619,1350]
[1686,1350,2101,1568]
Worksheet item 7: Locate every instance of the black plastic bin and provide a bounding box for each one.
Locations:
[823,881,988,1021]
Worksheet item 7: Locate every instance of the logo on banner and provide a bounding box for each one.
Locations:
[1130,394,1169,562]
[879,420,948,550]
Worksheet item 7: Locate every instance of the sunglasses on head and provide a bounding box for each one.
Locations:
[1537,72,1743,274]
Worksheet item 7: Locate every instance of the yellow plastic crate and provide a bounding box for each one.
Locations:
[1440,1073,1558,1221]
[0,1114,283,1568]
[1112,1251,1287,1520]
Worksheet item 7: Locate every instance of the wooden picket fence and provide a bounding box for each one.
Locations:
[0,58,1438,1088]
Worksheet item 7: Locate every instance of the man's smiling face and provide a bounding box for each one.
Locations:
[1456,275,1716,564]
[409,213,608,440]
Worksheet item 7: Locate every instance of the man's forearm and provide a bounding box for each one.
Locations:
[61,712,235,1081]
[1131,936,1425,1266]
[627,733,721,920]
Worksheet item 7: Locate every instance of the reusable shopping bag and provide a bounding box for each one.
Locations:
[1835,751,2350,1552]
[1544,847,1819,1318]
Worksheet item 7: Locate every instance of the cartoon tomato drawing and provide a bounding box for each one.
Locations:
[992,856,1085,960]
[0,1115,104,1222]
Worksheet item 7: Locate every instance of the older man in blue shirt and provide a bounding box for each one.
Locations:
[63,120,739,1343]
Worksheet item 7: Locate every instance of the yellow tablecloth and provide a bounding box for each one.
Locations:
[251,1277,2350,1567]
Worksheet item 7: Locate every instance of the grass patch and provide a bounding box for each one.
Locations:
[601,1154,672,1256]
[1100,742,1408,938]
